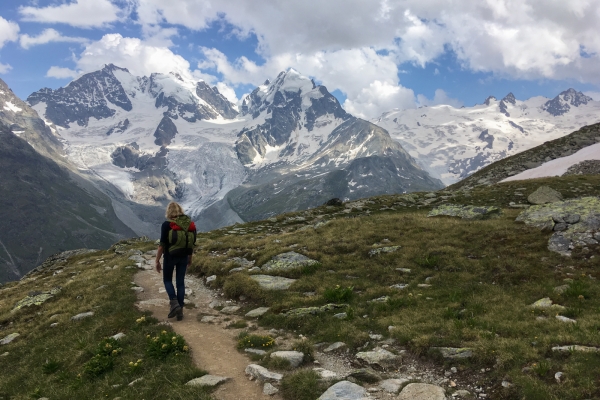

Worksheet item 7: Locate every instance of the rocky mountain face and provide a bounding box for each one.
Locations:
[374,89,600,185]
[448,122,600,190]
[23,66,441,233]
[0,120,135,283]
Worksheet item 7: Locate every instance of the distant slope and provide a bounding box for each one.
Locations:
[449,122,600,190]
[0,122,135,282]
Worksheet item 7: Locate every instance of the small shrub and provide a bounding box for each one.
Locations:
[280,370,326,400]
[323,285,353,302]
[42,360,61,375]
[223,274,264,301]
[237,332,275,350]
[263,355,292,370]
[226,320,248,329]
[531,360,551,377]
[291,340,314,363]
[83,338,123,377]
[414,254,440,269]
[147,330,189,360]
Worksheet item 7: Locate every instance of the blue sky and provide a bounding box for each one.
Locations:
[1,0,599,118]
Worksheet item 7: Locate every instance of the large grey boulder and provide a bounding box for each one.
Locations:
[245,307,270,318]
[250,275,296,290]
[355,347,401,367]
[317,381,368,400]
[270,351,304,368]
[261,251,318,273]
[527,186,563,205]
[379,378,409,393]
[397,383,445,400]
[245,364,283,382]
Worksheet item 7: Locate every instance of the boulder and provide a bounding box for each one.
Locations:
[111,333,126,340]
[71,311,94,321]
[529,297,565,310]
[245,364,283,382]
[380,378,409,393]
[397,383,445,400]
[245,307,270,318]
[12,287,62,312]
[348,368,381,383]
[261,252,319,273]
[313,368,338,381]
[317,381,368,400]
[220,306,241,314]
[324,198,343,207]
[0,333,19,345]
[270,351,304,368]
[323,342,347,353]
[552,345,600,353]
[527,186,563,205]
[355,347,401,367]
[250,275,296,290]
[186,375,230,387]
[263,382,279,395]
[283,304,345,317]
[428,204,501,220]
[430,347,474,359]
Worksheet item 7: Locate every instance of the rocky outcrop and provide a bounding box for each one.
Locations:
[428,204,501,219]
[527,186,563,204]
[564,160,600,176]
[154,116,178,147]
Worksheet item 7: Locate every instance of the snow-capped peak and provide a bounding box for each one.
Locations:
[542,88,593,116]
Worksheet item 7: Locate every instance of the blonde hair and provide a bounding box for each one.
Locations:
[165,202,185,219]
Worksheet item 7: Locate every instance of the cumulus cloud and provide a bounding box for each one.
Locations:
[0,16,19,49]
[20,29,89,49]
[417,89,463,108]
[46,66,79,79]
[19,0,126,28]
[584,91,600,101]
[215,82,238,104]
[0,62,11,74]
[344,80,416,119]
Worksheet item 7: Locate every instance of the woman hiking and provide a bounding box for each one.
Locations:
[155,202,197,321]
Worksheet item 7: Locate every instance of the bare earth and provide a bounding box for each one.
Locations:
[134,268,278,400]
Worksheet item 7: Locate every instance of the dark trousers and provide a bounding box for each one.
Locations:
[163,255,187,307]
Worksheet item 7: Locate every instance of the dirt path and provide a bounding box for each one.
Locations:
[134,268,276,400]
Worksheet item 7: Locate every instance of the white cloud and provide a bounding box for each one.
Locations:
[46,66,79,79]
[584,91,600,101]
[417,89,463,108]
[0,62,11,74]
[215,82,238,104]
[0,16,19,49]
[20,29,89,49]
[344,80,416,119]
[19,0,126,28]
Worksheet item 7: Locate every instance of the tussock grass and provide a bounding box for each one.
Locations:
[192,175,600,399]
[0,241,211,400]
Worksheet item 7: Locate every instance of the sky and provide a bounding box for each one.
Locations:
[0,0,600,119]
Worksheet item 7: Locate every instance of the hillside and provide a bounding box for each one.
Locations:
[2,171,599,399]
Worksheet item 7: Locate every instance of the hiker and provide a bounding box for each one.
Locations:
[155,202,197,321]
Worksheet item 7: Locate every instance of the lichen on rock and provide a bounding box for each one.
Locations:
[12,287,61,312]
[428,204,501,220]
[283,303,345,317]
[260,251,319,273]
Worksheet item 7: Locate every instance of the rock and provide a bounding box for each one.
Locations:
[270,351,304,368]
[369,246,401,257]
[0,352,8,357]
[380,378,409,393]
[208,299,223,309]
[369,334,383,340]
[229,267,245,274]
[71,311,94,321]
[324,342,347,353]
[529,297,565,310]
[0,333,19,345]
[229,257,255,268]
[553,223,568,231]
[548,233,572,256]
[428,204,501,220]
[355,347,400,366]
[200,316,217,323]
[324,198,343,207]
[131,287,144,293]
[220,306,241,314]
[555,371,563,383]
[261,251,319,273]
[554,285,570,294]
[390,283,408,290]
[552,345,600,353]
[128,377,143,386]
[186,375,230,387]
[12,287,62,312]
[398,383,446,400]
[368,296,390,303]
[317,381,368,400]
[556,315,576,323]
[528,186,563,205]
[50,323,58,328]
[111,333,126,340]
[453,389,471,398]
[417,284,431,288]
[245,348,267,356]
[245,364,283,382]
[431,347,474,359]
[206,275,217,284]
[245,307,270,318]
[284,304,345,317]
[128,255,146,264]
[333,312,347,319]
[396,268,411,273]
[564,214,581,224]
[348,368,381,383]
[313,368,338,380]
[251,275,296,290]
[263,382,279,396]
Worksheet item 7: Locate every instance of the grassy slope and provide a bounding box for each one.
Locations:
[193,174,600,400]
[0,239,211,400]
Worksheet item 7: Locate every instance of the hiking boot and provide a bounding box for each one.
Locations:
[176,305,184,321]
[167,299,181,318]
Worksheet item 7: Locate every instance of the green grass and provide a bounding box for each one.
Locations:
[0,239,212,400]
[191,175,600,399]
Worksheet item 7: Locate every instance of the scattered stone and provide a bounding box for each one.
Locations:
[0,333,19,345]
[270,351,304,368]
[128,377,143,386]
[528,186,563,205]
[228,267,245,274]
[324,342,347,353]
[186,375,230,387]
[380,378,409,393]
[245,364,283,382]
[398,383,446,400]
[553,223,568,231]
[555,371,563,383]
[206,275,217,284]
[501,381,512,388]
[396,268,411,273]
[229,257,255,268]
[369,334,383,340]
[417,284,431,288]
[12,287,62,312]
[245,348,267,356]
[245,307,270,318]
[0,352,8,357]
[333,312,347,319]
[356,347,401,367]
[96,285,107,290]
[263,382,279,396]
[220,306,241,314]
[390,283,408,290]
[368,296,389,303]
[284,303,345,317]
[348,368,381,383]
[208,300,223,309]
[452,389,471,398]
[200,316,217,323]
[431,347,474,359]
[50,323,58,328]
[261,251,319,273]
[428,204,501,220]
[313,368,338,381]
[251,275,296,290]
[71,311,94,321]
[529,297,565,310]
[556,315,576,323]
[317,381,368,400]
[554,285,570,294]
[111,333,126,340]
[369,246,401,257]
[564,214,581,224]
[131,287,144,293]
[552,345,600,353]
